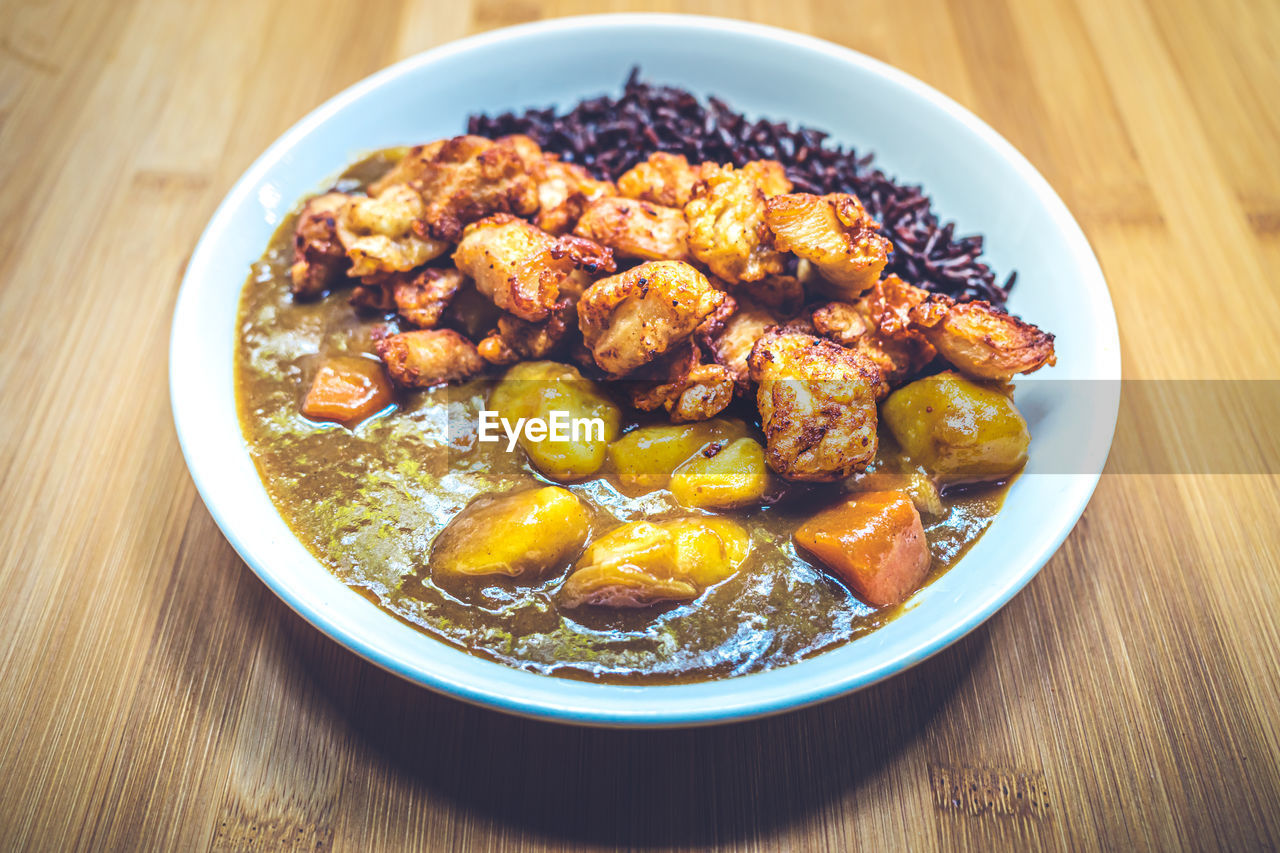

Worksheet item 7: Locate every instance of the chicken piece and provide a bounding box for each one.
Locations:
[733,273,805,316]
[810,276,937,391]
[477,298,575,365]
[617,152,709,208]
[684,161,792,283]
[370,135,540,243]
[573,196,689,262]
[811,300,868,347]
[910,297,1056,381]
[374,328,485,388]
[290,192,351,299]
[765,192,892,297]
[390,267,466,328]
[748,329,882,481]
[577,260,726,376]
[349,279,397,313]
[532,155,616,234]
[337,185,449,277]
[627,342,735,423]
[708,301,781,388]
[453,214,614,322]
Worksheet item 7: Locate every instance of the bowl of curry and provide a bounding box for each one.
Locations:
[171,15,1120,726]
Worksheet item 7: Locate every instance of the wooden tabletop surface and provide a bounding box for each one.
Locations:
[2,0,1277,849]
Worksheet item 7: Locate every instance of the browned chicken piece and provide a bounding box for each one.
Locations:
[617,152,710,208]
[453,214,614,323]
[336,185,449,276]
[765,192,892,298]
[573,196,690,262]
[811,276,935,392]
[371,135,540,243]
[684,160,792,283]
[627,342,736,423]
[910,297,1056,381]
[441,281,504,340]
[477,298,575,365]
[748,329,883,481]
[577,260,726,376]
[532,155,616,235]
[732,272,806,315]
[368,140,445,196]
[707,300,780,388]
[694,291,738,341]
[349,281,396,312]
[390,267,467,328]
[374,329,485,388]
[290,192,351,299]
[810,300,868,346]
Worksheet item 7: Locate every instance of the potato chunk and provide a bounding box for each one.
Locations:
[487,361,622,481]
[374,329,485,389]
[573,196,690,262]
[300,355,394,427]
[669,437,769,509]
[607,419,744,492]
[577,261,726,376]
[684,161,791,283]
[794,491,931,607]
[881,371,1029,484]
[454,214,614,322]
[559,518,751,608]
[764,192,891,298]
[748,329,883,481]
[431,487,591,581]
[617,152,708,208]
[337,186,449,276]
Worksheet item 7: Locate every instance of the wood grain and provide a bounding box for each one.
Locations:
[1,0,1277,849]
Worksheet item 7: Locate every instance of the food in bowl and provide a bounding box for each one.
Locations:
[235,73,1056,684]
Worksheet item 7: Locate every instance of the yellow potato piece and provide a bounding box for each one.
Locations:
[607,419,744,492]
[881,371,1029,485]
[669,437,769,510]
[431,486,591,580]
[560,517,752,608]
[488,361,622,481]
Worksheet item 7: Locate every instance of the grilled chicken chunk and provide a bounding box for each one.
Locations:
[375,328,485,388]
[290,192,351,299]
[748,329,882,481]
[388,267,467,328]
[810,276,936,392]
[577,260,726,376]
[765,192,891,297]
[684,160,792,283]
[707,301,781,388]
[477,298,575,365]
[617,152,710,208]
[573,196,689,262]
[532,155,616,235]
[336,185,449,277]
[627,342,735,423]
[370,135,540,243]
[911,297,1056,381]
[453,214,614,322]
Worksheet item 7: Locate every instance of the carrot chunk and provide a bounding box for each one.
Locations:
[793,490,931,607]
[301,355,394,426]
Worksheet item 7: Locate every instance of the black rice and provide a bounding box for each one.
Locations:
[468,69,1014,305]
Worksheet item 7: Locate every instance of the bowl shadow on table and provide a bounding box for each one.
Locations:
[277,593,990,847]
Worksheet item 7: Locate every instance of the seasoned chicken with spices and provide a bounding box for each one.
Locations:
[453,214,614,323]
[336,185,448,276]
[477,298,575,365]
[573,196,689,262]
[290,192,351,299]
[375,328,485,388]
[748,329,882,481]
[765,192,891,297]
[617,152,709,208]
[577,261,726,376]
[532,156,616,234]
[627,342,735,423]
[911,297,1056,381]
[684,161,792,283]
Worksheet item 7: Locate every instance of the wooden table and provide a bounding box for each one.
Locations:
[2,1,1276,849]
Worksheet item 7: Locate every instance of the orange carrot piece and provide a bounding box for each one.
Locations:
[793,490,931,607]
[301,355,394,427]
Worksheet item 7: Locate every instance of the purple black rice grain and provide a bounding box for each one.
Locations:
[468,69,1015,305]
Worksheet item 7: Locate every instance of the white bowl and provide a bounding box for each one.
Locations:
[170,14,1120,727]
